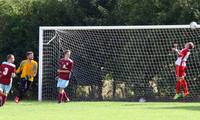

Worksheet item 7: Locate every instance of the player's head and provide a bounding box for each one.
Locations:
[63,50,71,59]
[26,51,34,60]
[7,54,15,63]
[185,42,194,49]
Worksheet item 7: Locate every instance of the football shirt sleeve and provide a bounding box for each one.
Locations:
[68,61,73,72]
[16,61,25,73]
[12,67,16,78]
[178,49,188,57]
[33,62,38,76]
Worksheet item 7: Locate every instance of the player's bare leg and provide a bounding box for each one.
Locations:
[63,90,70,102]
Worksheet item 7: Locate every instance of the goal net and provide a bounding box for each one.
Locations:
[39,25,200,101]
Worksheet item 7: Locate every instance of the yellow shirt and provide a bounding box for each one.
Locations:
[16,59,38,81]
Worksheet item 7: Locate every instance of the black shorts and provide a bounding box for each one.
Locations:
[20,78,32,90]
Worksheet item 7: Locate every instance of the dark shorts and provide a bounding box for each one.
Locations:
[20,78,32,90]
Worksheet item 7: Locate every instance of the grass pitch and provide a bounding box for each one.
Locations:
[0,101,200,120]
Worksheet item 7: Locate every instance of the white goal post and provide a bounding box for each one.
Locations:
[38,25,200,101]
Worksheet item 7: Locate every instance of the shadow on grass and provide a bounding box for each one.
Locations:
[147,105,200,111]
[122,103,200,111]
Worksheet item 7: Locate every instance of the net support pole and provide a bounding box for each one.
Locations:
[38,27,43,101]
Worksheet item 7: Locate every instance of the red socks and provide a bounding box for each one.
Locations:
[2,95,7,105]
[58,93,63,103]
[176,80,181,94]
[176,79,189,95]
[0,93,7,106]
[58,91,69,103]
[182,79,189,95]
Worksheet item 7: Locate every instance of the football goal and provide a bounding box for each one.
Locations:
[39,25,200,101]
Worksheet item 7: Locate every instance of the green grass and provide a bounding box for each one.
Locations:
[0,101,200,120]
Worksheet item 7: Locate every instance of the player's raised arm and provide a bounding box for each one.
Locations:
[171,44,180,55]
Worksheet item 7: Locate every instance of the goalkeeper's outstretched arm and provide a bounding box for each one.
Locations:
[172,44,180,55]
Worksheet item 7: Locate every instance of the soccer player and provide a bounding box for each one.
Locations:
[172,42,194,100]
[57,50,73,103]
[0,54,16,106]
[14,51,38,103]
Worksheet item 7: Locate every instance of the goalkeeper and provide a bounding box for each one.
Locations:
[15,51,38,103]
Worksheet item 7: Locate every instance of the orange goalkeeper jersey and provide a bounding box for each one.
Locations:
[16,59,38,81]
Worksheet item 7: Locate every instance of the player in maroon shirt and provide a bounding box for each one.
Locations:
[57,50,73,103]
[172,42,194,100]
[0,54,16,106]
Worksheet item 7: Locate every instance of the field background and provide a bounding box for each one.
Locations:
[0,101,200,120]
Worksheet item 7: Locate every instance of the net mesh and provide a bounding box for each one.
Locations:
[41,27,200,101]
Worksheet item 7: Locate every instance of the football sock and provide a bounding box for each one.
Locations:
[58,93,63,103]
[182,79,189,95]
[2,95,7,105]
[176,80,181,94]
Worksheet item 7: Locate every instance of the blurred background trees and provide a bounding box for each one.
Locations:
[1,0,200,60]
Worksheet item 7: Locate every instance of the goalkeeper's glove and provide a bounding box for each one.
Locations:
[25,75,31,80]
[12,73,16,78]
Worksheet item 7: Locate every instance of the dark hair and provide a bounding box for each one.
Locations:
[7,54,14,60]
[64,50,71,55]
[26,51,34,56]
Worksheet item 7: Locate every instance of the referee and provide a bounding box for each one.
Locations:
[15,51,38,103]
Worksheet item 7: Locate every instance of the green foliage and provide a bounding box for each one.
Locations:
[0,0,199,57]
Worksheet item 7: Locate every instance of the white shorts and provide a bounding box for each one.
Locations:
[57,78,69,88]
[0,83,12,94]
